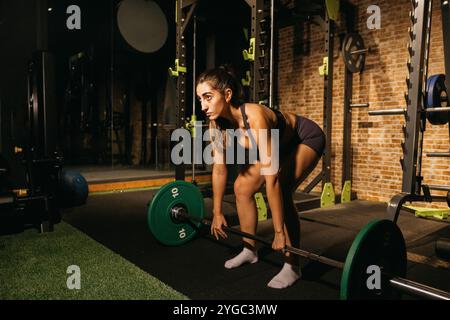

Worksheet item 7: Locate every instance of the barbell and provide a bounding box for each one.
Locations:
[342,33,366,73]
[368,73,450,125]
[147,180,450,300]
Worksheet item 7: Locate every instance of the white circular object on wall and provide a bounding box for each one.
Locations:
[117,0,168,53]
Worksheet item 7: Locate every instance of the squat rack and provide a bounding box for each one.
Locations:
[170,0,272,181]
[169,0,363,211]
[301,0,364,208]
[368,0,450,222]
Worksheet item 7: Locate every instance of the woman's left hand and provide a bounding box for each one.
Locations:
[272,231,286,251]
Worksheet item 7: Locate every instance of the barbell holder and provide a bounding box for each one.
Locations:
[171,206,450,300]
[422,184,450,191]
[427,152,450,157]
[350,103,370,108]
[369,108,406,116]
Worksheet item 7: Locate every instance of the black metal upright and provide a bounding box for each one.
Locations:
[387,0,434,223]
[323,13,334,185]
[28,51,57,160]
[441,0,450,90]
[173,0,268,180]
[173,0,197,181]
[341,3,357,201]
[246,0,269,104]
[401,0,432,195]
[365,0,450,222]
[302,8,336,198]
[441,0,450,155]
[342,63,353,185]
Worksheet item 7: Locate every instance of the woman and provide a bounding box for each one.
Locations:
[196,67,325,289]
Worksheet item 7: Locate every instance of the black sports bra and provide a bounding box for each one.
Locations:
[239,104,286,140]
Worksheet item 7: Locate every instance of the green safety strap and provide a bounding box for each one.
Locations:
[326,0,340,21]
[319,57,328,76]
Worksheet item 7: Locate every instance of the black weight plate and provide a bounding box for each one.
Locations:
[342,33,365,73]
[426,74,449,125]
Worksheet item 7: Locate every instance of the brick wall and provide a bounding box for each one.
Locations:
[278,0,450,205]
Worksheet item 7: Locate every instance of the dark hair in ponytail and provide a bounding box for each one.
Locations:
[196,65,245,107]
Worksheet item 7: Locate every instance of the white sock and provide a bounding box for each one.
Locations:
[224,247,258,269]
[267,263,301,289]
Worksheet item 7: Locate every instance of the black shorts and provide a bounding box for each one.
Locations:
[237,116,325,173]
[294,115,326,156]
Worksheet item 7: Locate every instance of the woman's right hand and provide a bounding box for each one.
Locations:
[211,213,228,240]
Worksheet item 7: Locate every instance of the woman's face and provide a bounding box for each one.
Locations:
[196,82,231,121]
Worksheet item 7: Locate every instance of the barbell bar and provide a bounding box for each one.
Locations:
[425,106,450,113]
[170,206,345,269]
[351,48,370,55]
[368,107,450,116]
[388,278,450,300]
[427,152,450,157]
[171,206,450,300]
[368,108,406,116]
[424,184,450,191]
[349,103,370,108]
[147,181,450,300]
[369,74,450,123]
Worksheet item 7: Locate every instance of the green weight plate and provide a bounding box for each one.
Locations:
[340,219,407,300]
[147,180,204,246]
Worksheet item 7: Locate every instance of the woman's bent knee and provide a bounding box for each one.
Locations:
[234,178,254,200]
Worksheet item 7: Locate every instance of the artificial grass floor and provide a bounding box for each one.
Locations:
[0,222,188,300]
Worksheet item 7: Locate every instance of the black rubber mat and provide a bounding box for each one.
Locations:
[63,190,450,299]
